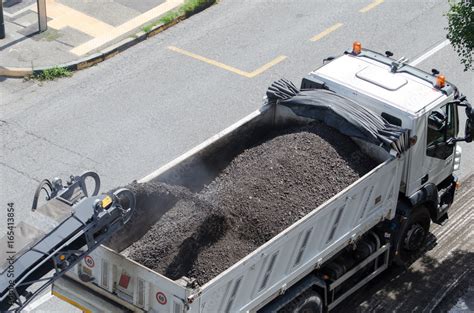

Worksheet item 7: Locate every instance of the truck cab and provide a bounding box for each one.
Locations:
[302,43,471,225]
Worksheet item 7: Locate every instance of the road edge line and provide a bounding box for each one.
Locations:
[409,39,450,66]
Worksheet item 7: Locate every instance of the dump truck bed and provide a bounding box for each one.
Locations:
[54,102,404,312]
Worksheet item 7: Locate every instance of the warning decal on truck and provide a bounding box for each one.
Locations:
[156,291,167,305]
[84,255,95,268]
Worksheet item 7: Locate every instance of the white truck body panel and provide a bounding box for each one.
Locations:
[58,102,404,313]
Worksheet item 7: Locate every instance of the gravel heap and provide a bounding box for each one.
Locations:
[125,122,378,284]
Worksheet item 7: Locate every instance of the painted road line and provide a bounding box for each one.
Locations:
[71,0,184,56]
[409,39,450,66]
[359,0,384,13]
[168,46,248,76]
[247,55,288,77]
[168,46,287,78]
[310,23,343,42]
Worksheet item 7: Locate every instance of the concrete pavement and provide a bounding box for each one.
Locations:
[0,0,201,72]
[1,0,473,311]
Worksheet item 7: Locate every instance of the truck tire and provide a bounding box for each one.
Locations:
[395,205,431,266]
[279,290,323,313]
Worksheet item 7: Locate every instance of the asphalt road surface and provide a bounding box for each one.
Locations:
[333,174,474,313]
[1,0,473,312]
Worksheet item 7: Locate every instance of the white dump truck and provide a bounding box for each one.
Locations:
[1,43,472,313]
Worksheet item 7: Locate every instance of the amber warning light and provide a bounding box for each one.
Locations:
[435,74,446,88]
[352,41,362,55]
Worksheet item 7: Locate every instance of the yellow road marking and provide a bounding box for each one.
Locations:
[71,0,184,56]
[310,23,343,42]
[33,0,114,38]
[167,46,287,78]
[168,46,248,76]
[359,0,384,13]
[248,55,287,77]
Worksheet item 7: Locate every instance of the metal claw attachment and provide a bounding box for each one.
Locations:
[31,171,101,211]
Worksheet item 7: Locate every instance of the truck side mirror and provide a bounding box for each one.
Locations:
[450,106,474,144]
[465,111,473,143]
[428,110,447,131]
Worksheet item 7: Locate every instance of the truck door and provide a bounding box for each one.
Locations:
[423,102,458,186]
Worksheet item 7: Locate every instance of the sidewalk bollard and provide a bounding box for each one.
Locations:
[0,1,5,39]
[37,0,47,32]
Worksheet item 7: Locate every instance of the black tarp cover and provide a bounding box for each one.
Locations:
[267,79,410,155]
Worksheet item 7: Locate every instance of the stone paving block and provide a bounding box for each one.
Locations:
[4,37,77,68]
[54,27,93,48]
[0,20,24,41]
[115,0,166,13]
[3,0,34,12]
[35,28,63,42]
[13,11,38,28]
[58,0,140,27]
[16,23,40,37]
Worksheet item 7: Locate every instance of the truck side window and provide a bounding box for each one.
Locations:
[381,112,402,126]
[426,103,456,159]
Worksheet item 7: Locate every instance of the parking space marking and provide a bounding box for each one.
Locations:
[359,0,384,13]
[310,23,343,42]
[247,55,288,77]
[168,46,287,78]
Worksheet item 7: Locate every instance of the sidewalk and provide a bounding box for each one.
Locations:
[0,0,207,76]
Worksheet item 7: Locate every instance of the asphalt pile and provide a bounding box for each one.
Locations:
[124,122,378,284]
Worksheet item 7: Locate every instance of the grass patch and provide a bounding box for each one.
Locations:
[141,0,214,33]
[180,0,210,16]
[141,24,154,33]
[159,10,180,25]
[33,67,72,81]
[39,29,61,42]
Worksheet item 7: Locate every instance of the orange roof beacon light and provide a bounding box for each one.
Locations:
[435,74,446,89]
[352,41,362,55]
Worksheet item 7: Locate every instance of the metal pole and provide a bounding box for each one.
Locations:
[37,0,47,32]
[0,1,5,39]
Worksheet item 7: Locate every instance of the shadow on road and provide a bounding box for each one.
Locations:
[334,249,473,312]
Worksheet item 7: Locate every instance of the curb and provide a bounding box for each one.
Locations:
[0,0,216,78]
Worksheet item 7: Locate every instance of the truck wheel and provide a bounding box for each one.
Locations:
[396,206,430,265]
[279,290,323,313]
